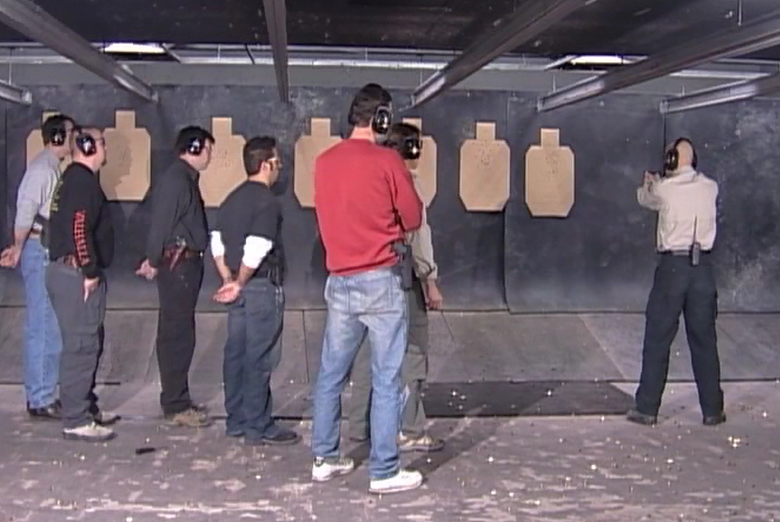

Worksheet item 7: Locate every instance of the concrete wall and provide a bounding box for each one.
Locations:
[1,62,779,312]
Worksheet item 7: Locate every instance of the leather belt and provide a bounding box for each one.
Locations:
[659,250,711,256]
[162,247,203,260]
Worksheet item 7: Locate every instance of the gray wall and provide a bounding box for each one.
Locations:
[0,63,778,312]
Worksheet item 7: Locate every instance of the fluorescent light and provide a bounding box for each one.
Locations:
[569,55,631,65]
[0,79,31,105]
[102,43,166,54]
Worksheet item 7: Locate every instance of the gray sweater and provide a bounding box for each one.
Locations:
[14,148,61,232]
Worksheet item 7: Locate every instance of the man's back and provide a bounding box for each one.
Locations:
[314,139,422,276]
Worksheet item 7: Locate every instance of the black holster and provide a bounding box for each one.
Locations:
[33,214,50,248]
[392,240,413,291]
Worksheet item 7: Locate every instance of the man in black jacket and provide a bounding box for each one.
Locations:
[47,127,116,442]
[136,126,213,428]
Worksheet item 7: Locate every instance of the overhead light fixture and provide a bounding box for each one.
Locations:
[660,72,780,114]
[411,0,598,108]
[538,9,780,112]
[102,42,166,55]
[0,78,31,105]
[569,55,631,65]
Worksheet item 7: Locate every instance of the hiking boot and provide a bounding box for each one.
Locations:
[398,433,445,453]
[165,407,212,428]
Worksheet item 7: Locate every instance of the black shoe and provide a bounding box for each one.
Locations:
[27,401,62,420]
[245,425,301,446]
[703,412,727,426]
[626,408,657,426]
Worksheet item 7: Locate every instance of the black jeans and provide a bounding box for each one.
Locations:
[223,278,284,440]
[635,254,724,417]
[155,256,204,416]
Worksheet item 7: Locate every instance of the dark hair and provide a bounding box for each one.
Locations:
[243,136,277,176]
[41,114,75,146]
[347,83,392,127]
[174,125,215,155]
[385,122,420,155]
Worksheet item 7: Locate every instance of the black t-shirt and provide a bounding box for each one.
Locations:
[48,162,115,279]
[216,180,284,280]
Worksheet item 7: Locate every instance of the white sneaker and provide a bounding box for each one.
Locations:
[311,456,355,482]
[369,468,423,494]
[62,421,116,442]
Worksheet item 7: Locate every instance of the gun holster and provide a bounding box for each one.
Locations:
[391,240,413,291]
[33,214,50,249]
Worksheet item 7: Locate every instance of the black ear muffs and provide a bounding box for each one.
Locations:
[187,136,204,155]
[665,137,697,172]
[75,132,96,157]
[402,136,422,160]
[372,105,392,135]
[50,125,67,147]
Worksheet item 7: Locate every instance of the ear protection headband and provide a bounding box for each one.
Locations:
[187,136,204,155]
[372,105,392,135]
[49,124,67,147]
[74,130,97,157]
[665,137,697,172]
[401,136,422,160]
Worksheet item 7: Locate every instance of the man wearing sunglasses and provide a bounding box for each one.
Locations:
[209,136,299,446]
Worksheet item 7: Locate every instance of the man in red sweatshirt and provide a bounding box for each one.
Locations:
[311,83,424,494]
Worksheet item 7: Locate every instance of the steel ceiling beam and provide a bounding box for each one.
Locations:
[537,10,780,112]
[0,0,158,102]
[0,77,30,104]
[261,0,289,103]
[410,0,598,108]
[660,72,780,114]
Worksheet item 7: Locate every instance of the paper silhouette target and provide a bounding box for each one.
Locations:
[525,128,575,217]
[459,122,510,212]
[101,111,151,201]
[294,118,342,208]
[199,117,247,207]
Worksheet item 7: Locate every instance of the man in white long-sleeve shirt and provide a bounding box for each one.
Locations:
[209,136,299,446]
[348,122,445,452]
[0,114,75,419]
[627,137,726,428]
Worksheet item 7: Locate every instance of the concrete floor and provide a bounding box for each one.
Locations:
[1,310,779,521]
[1,382,779,522]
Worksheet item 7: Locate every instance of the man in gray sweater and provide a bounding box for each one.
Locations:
[0,114,76,419]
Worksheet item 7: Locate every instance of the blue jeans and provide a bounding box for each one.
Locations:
[20,237,63,408]
[312,267,408,480]
[223,278,284,441]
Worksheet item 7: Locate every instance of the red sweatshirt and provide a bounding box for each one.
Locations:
[314,139,423,276]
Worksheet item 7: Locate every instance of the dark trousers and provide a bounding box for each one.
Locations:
[635,254,724,417]
[155,257,204,416]
[46,262,107,429]
[348,275,429,438]
[223,278,284,440]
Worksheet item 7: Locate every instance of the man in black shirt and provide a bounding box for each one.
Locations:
[136,126,213,428]
[210,136,298,445]
[46,127,116,442]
